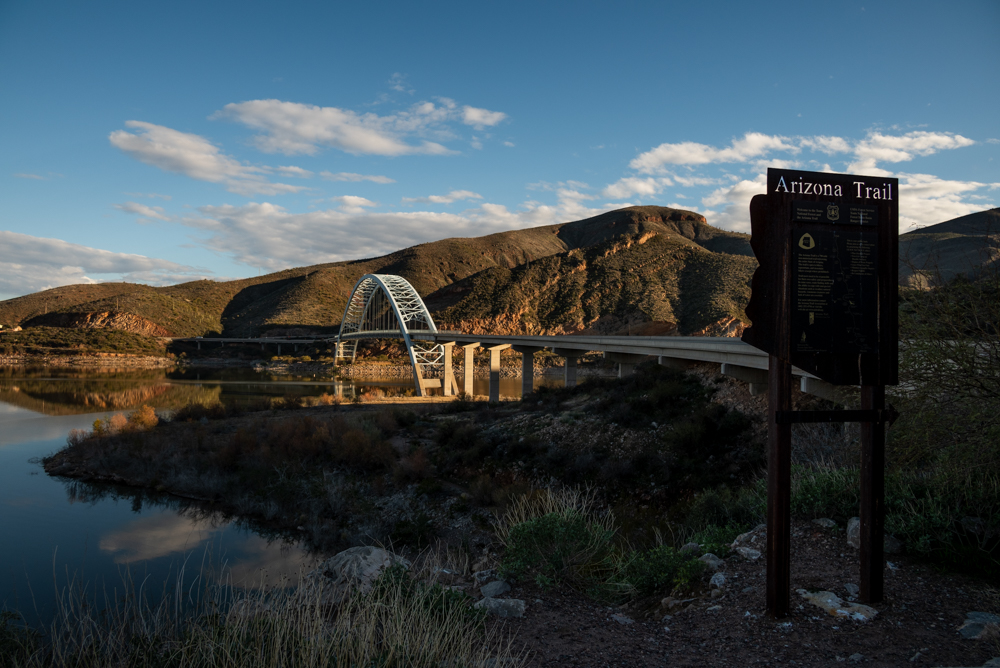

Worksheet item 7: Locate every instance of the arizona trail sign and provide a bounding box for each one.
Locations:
[742,168,898,617]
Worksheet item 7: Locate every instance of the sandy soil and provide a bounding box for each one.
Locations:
[494,520,997,667]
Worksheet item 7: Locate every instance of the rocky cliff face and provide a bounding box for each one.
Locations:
[24,311,172,337]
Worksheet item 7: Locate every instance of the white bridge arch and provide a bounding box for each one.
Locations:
[335,274,450,396]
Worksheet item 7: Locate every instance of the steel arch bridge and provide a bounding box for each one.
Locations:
[335,274,448,396]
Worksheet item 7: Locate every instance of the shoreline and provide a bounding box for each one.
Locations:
[0,353,619,380]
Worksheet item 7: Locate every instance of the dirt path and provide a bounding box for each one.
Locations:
[495,521,996,667]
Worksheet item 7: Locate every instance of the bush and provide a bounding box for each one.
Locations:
[618,545,706,596]
[500,510,618,591]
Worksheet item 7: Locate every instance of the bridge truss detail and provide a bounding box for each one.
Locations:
[335,274,445,396]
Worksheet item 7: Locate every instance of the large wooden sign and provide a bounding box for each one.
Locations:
[742,168,899,618]
[743,169,898,385]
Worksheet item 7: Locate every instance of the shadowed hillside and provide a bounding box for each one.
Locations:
[0,206,748,337]
[899,207,1000,285]
[2,205,996,341]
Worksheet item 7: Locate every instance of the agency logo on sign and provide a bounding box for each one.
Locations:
[827,204,840,221]
[798,233,816,250]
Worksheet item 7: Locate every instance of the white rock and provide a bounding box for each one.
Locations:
[474,597,525,618]
[797,589,878,622]
[480,580,511,598]
[679,542,700,554]
[299,546,410,607]
[844,583,859,597]
[847,517,861,548]
[812,518,837,528]
[735,546,761,560]
[709,572,726,589]
[610,613,634,625]
[698,553,724,570]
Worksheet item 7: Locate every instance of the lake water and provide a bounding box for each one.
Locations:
[0,366,562,624]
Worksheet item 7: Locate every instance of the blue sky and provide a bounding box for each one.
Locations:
[1,0,998,299]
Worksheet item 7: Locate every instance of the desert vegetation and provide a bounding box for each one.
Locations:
[0,559,518,668]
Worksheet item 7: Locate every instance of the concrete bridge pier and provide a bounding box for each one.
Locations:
[605,352,648,378]
[461,343,480,396]
[440,342,459,396]
[512,345,543,398]
[486,344,510,402]
[552,348,586,388]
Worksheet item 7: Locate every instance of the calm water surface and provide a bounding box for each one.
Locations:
[0,366,561,624]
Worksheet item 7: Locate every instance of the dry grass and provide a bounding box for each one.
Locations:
[495,486,614,549]
[5,564,521,668]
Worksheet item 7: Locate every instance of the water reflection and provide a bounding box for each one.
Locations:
[0,365,566,417]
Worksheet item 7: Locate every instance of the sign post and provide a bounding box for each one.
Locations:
[743,168,898,616]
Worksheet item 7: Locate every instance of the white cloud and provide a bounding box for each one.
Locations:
[848,131,975,172]
[275,165,314,178]
[700,174,768,233]
[213,99,472,156]
[461,106,507,129]
[503,141,515,147]
[13,173,45,180]
[124,192,172,200]
[388,72,414,94]
[181,193,605,272]
[402,190,483,204]
[631,133,798,173]
[601,176,672,200]
[0,231,209,298]
[320,171,395,184]
[109,121,306,196]
[799,135,852,154]
[897,173,998,231]
[671,175,722,187]
[113,201,171,222]
[330,195,378,214]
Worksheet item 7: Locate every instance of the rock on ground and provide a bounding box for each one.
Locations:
[474,597,525,618]
[797,589,878,622]
[480,580,512,598]
[299,546,410,606]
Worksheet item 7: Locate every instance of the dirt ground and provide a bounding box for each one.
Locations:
[492,520,998,668]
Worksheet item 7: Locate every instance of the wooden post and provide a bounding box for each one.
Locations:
[767,354,793,617]
[860,384,885,603]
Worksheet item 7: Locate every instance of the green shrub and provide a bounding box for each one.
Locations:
[500,511,617,589]
[618,545,706,596]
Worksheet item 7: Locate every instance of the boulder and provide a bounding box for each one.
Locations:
[473,568,497,585]
[811,518,837,528]
[698,553,724,571]
[846,517,902,553]
[735,546,761,560]
[958,612,1000,640]
[731,524,766,549]
[797,589,878,622]
[474,597,525,618]
[480,580,511,598]
[709,572,726,589]
[299,546,410,606]
[679,542,701,554]
[847,517,861,548]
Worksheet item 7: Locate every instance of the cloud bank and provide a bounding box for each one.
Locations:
[0,231,210,297]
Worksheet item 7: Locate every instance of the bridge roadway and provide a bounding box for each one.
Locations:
[177,332,843,404]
